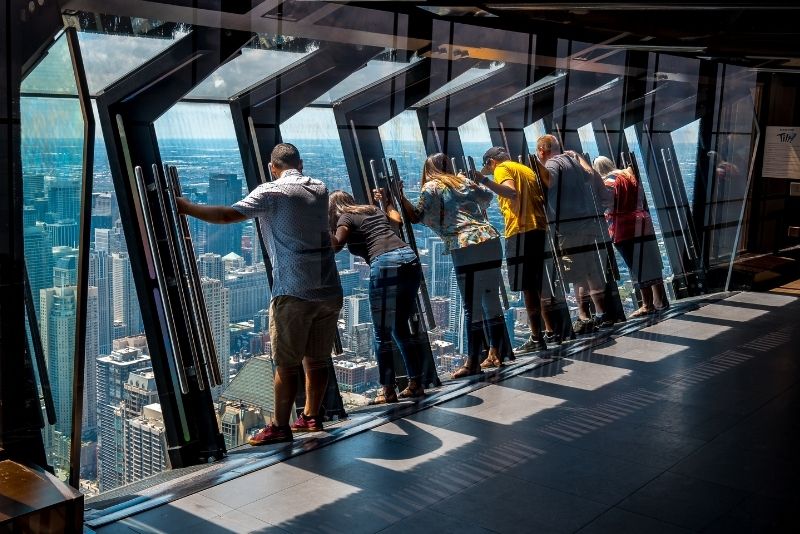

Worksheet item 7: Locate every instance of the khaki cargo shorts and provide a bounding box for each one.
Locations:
[269,295,343,368]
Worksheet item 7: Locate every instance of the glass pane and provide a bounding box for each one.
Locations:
[78,30,189,95]
[20,32,85,482]
[625,125,676,295]
[379,110,426,190]
[313,58,414,105]
[154,102,262,405]
[186,47,312,100]
[414,62,505,107]
[280,107,352,194]
[577,123,601,160]
[523,119,547,146]
[670,119,701,207]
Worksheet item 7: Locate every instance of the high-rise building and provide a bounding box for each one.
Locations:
[123,404,168,485]
[222,252,245,273]
[53,254,78,287]
[24,173,45,203]
[45,176,80,223]
[206,173,242,256]
[89,250,114,355]
[427,237,453,298]
[23,223,52,317]
[46,220,79,248]
[96,346,151,492]
[91,192,114,242]
[201,277,231,396]
[224,265,269,323]
[339,269,360,297]
[197,252,223,281]
[38,285,99,472]
[447,268,467,354]
[39,286,77,439]
[430,296,451,331]
[343,293,371,332]
[112,252,142,337]
[123,369,159,421]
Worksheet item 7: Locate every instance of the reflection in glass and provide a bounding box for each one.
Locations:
[670,119,700,206]
[624,126,675,292]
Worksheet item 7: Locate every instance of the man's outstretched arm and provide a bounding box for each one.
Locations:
[177,197,247,224]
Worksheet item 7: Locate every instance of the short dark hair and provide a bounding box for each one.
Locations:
[482,146,510,166]
[271,143,301,169]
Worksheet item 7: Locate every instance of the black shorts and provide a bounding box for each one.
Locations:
[505,229,546,292]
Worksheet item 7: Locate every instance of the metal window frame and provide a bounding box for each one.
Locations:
[95,26,254,469]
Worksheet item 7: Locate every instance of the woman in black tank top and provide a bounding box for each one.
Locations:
[329,190,428,403]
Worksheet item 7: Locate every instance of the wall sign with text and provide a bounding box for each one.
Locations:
[762,126,800,179]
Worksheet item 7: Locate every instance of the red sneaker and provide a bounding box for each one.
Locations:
[291,413,323,433]
[248,424,292,446]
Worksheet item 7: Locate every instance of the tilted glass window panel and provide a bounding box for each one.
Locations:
[185,48,312,101]
[625,125,676,288]
[413,62,505,108]
[379,110,426,191]
[313,58,417,105]
[523,119,547,148]
[77,30,190,96]
[20,31,88,483]
[577,123,601,161]
[670,119,701,207]
[280,107,352,195]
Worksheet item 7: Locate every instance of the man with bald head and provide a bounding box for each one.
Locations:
[536,134,613,333]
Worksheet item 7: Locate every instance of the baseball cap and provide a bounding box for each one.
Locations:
[481,146,509,174]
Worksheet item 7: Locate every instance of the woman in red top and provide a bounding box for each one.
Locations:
[593,156,669,317]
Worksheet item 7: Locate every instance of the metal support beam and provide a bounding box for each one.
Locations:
[96,26,253,468]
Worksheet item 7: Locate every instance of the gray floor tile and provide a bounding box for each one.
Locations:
[576,508,692,534]
[118,494,234,533]
[436,473,607,534]
[378,508,497,534]
[537,418,705,469]
[702,493,800,533]
[618,471,747,530]
[504,443,662,505]
[198,462,318,509]
[670,440,799,496]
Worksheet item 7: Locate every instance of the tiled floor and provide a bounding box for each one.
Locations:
[93,291,800,533]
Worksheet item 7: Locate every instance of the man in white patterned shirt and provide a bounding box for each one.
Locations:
[178,143,342,445]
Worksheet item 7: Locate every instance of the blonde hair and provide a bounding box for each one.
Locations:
[421,153,466,190]
[592,155,618,178]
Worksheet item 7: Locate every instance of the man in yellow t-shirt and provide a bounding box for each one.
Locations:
[478,146,557,356]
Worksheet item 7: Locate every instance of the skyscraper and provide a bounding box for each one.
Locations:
[206,173,242,256]
[339,269,360,297]
[96,346,151,491]
[201,277,231,395]
[112,252,142,337]
[45,176,80,223]
[224,264,269,323]
[343,293,371,332]
[197,252,224,281]
[447,268,467,354]
[428,237,453,298]
[38,285,99,472]
[124,404,167,485]
[24,222,52,317]
[89,250,114,355]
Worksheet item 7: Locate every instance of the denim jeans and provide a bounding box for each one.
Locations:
[450,238,510,362]
[369,246,424,385]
